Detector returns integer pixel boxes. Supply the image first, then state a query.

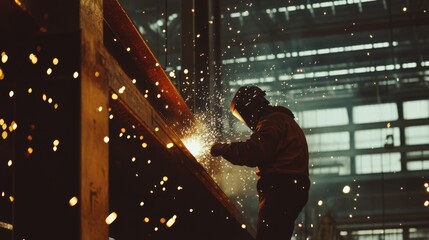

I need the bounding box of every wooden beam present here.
[80,1,109,240]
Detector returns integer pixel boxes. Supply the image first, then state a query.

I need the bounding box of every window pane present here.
[355,128,400,149]
[403,100,429,120]
[355,153,401,174]
[298,108,349,128]
[409,227,429,240]
[350,228,403,240]
[407,160,429,171]
[306,132,349,152]
[310,156,351,175]
[406,150,429,160]
[405,126,429,145]
[353,103,398,124]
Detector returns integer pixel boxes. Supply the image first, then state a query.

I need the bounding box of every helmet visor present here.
[231,107,247,126]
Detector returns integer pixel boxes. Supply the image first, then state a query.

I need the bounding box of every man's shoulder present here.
[264,106,295,119]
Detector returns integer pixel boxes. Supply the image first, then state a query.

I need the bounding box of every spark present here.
[0,68,4,80]
[343,185,351,194]
[29,53,38,64]
[1,52,8,63]
[105,212,118,225]
[166,142,174,148]
[181,116,216,165]
[166,215,177,227]
[69,196,78,206]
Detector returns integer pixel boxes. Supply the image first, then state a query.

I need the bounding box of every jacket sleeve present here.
[220,116,283,167]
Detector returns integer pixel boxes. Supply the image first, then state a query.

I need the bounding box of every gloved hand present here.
[210,143,229,157]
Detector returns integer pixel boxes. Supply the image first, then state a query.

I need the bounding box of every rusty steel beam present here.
[103,0,194,130]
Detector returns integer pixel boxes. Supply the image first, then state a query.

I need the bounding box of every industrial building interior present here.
[0,0,429,239]
[120,0,429,239]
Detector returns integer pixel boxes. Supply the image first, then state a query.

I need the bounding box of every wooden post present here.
[79,1,109,240]
[3,0,109,239]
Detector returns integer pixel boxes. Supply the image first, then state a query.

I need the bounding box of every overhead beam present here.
[104,0,194,130]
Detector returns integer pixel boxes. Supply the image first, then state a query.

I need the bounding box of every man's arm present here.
[211,117,282,167]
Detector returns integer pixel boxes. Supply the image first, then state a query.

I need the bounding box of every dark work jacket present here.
[221,106,309,176]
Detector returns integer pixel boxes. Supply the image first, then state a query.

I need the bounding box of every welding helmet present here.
[230,86,270,131]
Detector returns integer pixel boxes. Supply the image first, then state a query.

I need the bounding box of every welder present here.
[210,86,310,240]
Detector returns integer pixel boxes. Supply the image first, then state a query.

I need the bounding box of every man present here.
[210,86,310,240]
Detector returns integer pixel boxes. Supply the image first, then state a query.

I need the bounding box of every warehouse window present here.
[341,228,403,240]
[405,126,429,145]
[355,153,401,174]
[354,128,400,149]
[310,156,351,175]
[407,160,429,171]
[298,107,348,128]
[306,132,349,152]
[353,103,398,124]
[403,99,429,120]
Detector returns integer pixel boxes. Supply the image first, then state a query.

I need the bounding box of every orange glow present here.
[0,68,4,80]
[14,0,23,7]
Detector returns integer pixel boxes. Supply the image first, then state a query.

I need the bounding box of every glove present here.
[210,143,229,157]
